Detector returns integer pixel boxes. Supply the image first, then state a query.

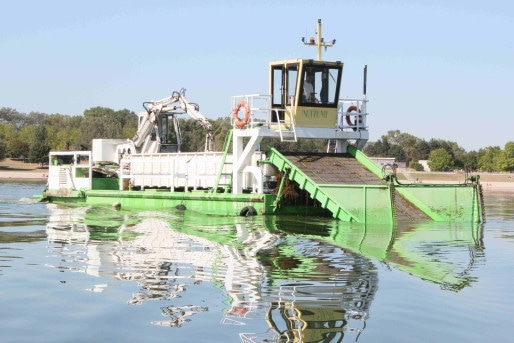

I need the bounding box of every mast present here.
[302,19,336,61]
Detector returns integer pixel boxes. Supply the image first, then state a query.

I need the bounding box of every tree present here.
[497,142,514,172]
[0,107,26,129]
[29,126,51,166]
[462,150,479,171]
[0,121,7,160]
[428,148,454,171]
[448,141,466,169]
[363,136,391,156]
[412,139,430,161]
[396,132,418,164]
[10,141,30,158]
[1,123,30,158]
[44,113,81,150]
[363,130,423,163]
[427,139,462,167]
[76,107,137,149]
[477,146,501,172]
[388,144,406,162]
[409,161,424,171]
[0,138,5,161]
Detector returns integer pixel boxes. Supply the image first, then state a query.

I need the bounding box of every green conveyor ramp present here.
[267,147,483,223]
[267,148,431,224]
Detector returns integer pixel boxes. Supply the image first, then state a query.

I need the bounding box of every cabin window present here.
[75,167,89,178]
[300,66,341,106]
[271,64,299,107]
[286,66,298,105]
[271,67,284,107]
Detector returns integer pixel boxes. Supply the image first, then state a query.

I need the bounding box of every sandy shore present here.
[0,159,48,182]
[472,182,514,193]
[0,170,48,183]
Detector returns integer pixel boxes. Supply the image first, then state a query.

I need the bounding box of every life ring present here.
[345,105,362,130]
[240,206,257,217]
[228,306,248,317]
[233,101,251,128]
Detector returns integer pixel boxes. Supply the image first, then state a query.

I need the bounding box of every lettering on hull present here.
[302,109,328,118]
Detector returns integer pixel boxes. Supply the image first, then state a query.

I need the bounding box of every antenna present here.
[363,65,367,97]
[301,19,336,61]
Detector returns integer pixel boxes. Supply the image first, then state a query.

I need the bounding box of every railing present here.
[231,94,296,142]
[338,99,369,132]
[48,151,93,191]
[231,94,275,127]
[119,152,231,191]
[230,94,368,132]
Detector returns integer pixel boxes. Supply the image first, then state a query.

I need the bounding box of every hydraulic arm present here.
[132,89,214,153]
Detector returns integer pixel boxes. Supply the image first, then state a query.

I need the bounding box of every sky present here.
[1,0,512,152]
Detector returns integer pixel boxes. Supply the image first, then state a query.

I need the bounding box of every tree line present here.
[1,107,513,172]
[0,106,329,165]
[0,107,138,166]
[363,130,514,172]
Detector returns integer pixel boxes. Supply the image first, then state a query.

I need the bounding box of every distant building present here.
[370,157,397,168]
[418,160,431,172]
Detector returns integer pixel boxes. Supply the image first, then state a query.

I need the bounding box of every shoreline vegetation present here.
[1,158,513,192]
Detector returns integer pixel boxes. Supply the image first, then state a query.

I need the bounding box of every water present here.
[0,182,513,343]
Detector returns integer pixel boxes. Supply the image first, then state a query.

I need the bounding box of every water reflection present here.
[45,204,484,342]
[273,218,485,292]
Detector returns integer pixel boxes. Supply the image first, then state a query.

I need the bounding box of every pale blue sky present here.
[1,0,512,151]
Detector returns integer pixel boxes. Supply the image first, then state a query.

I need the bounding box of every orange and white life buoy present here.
[233,101,251,128]
[345,105,362,129]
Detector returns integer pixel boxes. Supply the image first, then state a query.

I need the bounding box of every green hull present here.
[45,189,276,216]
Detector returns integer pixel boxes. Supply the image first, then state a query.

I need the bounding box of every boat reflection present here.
[271,217,485,292]
[45,204,484,341]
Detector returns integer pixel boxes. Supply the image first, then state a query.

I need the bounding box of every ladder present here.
[275,110,297,142]
[213,129,233,193]
[59,167,68,188]
[326,139,337,153]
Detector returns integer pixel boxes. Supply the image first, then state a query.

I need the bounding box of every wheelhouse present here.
[269,59,343,128]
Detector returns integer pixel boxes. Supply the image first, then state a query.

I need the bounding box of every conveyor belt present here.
[269,151,430,223]
[282,153,384,185]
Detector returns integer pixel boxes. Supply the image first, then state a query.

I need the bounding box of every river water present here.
[0,182,513,343]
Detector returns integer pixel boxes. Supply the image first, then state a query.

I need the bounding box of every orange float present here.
[233,101,251,128]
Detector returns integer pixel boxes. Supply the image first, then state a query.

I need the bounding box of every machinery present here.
[41,20,484,224]
[130,88,214,155]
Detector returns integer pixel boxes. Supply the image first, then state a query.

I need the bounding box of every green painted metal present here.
[267,147,394,224]
[347,145,386,178]
[394,184,482,223]
[213,129,233,193]
[268,146,483,223]
[272,167,289,212]
[80,189,275,216]
[92,178,118,190]
[42,141,482,223]
[274,216,482,289]
[347,145,483,223]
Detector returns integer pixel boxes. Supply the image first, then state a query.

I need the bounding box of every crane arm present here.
[132,89,214,151]
[178,96,213,132]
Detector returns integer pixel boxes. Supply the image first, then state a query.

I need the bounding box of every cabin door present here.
[270,64,298,123]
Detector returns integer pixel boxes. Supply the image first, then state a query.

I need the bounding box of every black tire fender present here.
[239,206,257,216]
